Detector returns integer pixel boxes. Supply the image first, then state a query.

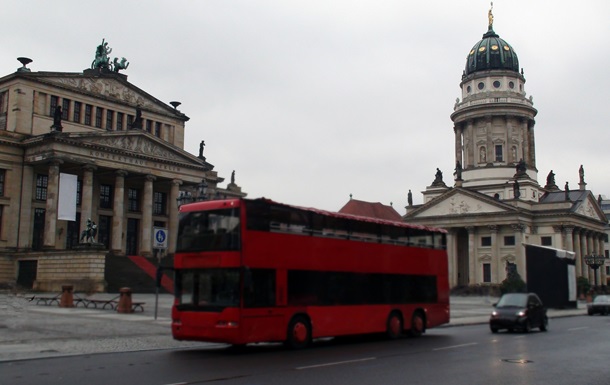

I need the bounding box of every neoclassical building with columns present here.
[0,47,245,290]
[404,11,608,289]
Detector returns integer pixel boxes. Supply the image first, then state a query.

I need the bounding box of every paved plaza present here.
[0,292,586,362]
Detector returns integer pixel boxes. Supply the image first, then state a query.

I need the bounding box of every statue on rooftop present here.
[454,161,463,180]
[50,106,63,132]
[579,165,585,184]
[113,57,129,73]
[92,38,112,70]
[131,107,143,129]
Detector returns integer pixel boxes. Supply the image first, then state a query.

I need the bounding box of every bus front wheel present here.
[408,311,425,337]
[386,311,403,339]
[285,315,311,349]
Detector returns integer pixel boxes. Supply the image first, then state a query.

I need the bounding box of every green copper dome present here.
[465,27,519,76]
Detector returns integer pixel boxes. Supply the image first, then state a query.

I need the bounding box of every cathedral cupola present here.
[464,16,519,77]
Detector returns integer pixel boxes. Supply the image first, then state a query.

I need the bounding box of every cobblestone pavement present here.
[0,292,587,362]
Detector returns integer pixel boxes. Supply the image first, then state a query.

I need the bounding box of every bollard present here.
[117,287,134,313]
[59,285,74,308]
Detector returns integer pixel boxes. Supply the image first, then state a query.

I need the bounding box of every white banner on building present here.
[58,173,78,221]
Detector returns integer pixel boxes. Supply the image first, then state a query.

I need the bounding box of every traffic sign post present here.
[152,227,168,320]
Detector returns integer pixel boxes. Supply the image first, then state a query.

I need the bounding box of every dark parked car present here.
[489,292,548,333]
[587,295,610,316]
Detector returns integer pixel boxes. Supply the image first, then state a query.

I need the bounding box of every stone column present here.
[79,165,96,238]
[18,165,34,249]
[168,179,182,256]
[564,226,574,252]
[111,170,128,255]
[43,160,62,248]
[489,225,500,283]
[597,234,606,285]
[573,229,582,277]
[512,223,526,282]
[445,230,455,288]
[467,226,476,285]
[454,125,463,168]
[581,231,588,278]
[586,233,594,282]
[140,175,156,258]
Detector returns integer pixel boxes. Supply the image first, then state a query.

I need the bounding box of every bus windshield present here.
[177,208,240,252]
[176,268,241,311]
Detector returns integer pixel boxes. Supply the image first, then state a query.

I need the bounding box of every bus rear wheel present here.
[408,311,425,337]
[285,315,311,349]
[386,312,403,339]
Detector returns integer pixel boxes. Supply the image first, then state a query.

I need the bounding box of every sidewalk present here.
[0,293,587,362]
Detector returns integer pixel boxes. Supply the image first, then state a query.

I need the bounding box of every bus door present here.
[240,268,285,343]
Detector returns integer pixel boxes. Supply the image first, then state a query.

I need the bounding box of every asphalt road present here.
[2,315,609,385]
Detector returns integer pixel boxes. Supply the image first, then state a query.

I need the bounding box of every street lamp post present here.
[584,254,606,288]
[176,179,209,208]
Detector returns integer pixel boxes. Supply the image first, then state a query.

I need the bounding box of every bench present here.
[29,295,60,306]
[84,298,119,310]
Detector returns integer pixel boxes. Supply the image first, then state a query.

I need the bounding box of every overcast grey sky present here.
[2,1,609,212]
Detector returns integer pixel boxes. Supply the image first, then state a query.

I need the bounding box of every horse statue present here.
[113,57,129,72]
[80,219,98,243]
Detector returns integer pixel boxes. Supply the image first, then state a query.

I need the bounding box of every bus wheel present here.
[285,315,311,349]
[408,311,425,337]
[386,312,403,339]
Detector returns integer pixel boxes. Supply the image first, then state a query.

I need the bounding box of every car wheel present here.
[490,326,499,333]
[588,310,594,316]
[507,328,514,333]
[540,316,548,332]
[523,320,531,333]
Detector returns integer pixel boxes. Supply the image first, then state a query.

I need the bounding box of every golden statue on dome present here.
[488,2,494,28]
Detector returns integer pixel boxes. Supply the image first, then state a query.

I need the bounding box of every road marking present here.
[433,342,478,351]
[296,357,376,370]
[568,327,589,331]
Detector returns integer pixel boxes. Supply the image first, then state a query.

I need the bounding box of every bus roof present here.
[180,197,447,234]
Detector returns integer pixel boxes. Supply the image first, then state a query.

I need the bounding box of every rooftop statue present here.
[113,57,129,72]
[92,39,112,70]
[91,39,129,73]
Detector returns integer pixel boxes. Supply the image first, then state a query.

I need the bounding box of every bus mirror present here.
[243,267,253,290]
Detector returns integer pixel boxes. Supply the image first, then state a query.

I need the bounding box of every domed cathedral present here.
[404,6,608,290]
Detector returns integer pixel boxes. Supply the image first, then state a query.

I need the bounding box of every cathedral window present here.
[100,184,113,209]
[116,112,124,131]
[481,236,492,247]
[84,104,92,126]
[153,191,166,215]
[62,98,70,120]
[49,95,58,116]
[146,119,152,133]
[0,169,4,196]
[483,263,491,283]
[95,107,103,128]
[35,174,48,201]
[73,101,82,123]
[541,236,552,246]
[155,122,161,137]
[493,80,501,88]
[477,82,485,90]
[504,236,515,246]
[106,110,114,131]
[128,188,140,212]
[495,145,503,162]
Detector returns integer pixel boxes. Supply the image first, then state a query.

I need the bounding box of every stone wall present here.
[0,255,16,286]
[18,248,107,293]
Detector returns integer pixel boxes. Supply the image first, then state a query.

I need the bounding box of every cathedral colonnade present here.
[444,224,607,288]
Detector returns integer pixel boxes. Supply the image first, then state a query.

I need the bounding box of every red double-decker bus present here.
[172,197,449,348]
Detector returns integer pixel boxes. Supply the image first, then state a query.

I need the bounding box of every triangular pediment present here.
[35,73,180,117]
[410,189,513,218]
[57,131,202,166]
[574,193,607,222]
